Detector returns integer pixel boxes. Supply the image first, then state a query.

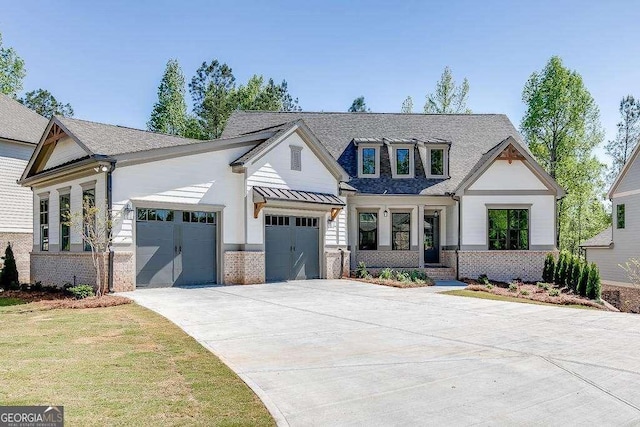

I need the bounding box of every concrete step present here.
[423,267,456,280]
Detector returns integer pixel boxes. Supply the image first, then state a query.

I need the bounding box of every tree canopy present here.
[521,56,609,253]
[19,89,74,118]
[348,96,370,112]
[147,59,188,136]
[424,66,471,114]
[605,95,640,183]
[401,96,413,113]
[0,32,25,98]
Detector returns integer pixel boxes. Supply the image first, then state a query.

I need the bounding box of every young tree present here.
[0,243,19,289]
[587,263,601,300]
[542,253,555,283]
[65,198,119,296]
[348,96,370,112]
[521,56,608,253]
[401,96,413,113]
[0,32,26,98]
[189,60,236,139]
[577,263,589,297]
[621,258,640,287]
[148,59,188,136]
[424,66,471,114]
[605,95,640,183]
[19,89,73,118]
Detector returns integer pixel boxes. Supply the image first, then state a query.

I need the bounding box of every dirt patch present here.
[351,277,435,288]
[463,279,609,310]
[0,289,67,302]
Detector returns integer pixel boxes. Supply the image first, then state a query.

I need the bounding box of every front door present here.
[424,214,440,264]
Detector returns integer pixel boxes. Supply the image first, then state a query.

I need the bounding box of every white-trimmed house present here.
[582,141,640,289]
[20,111,563,291]
[0,94,48,281]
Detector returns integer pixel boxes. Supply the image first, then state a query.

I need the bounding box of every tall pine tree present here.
[148,59,188,136]
[605,95,640,183]
[424,66,471,114]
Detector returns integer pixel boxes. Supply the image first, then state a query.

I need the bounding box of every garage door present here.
[136,208,216,288]
[265,215,319,281]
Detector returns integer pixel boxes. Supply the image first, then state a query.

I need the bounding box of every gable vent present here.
[290,146,302,171]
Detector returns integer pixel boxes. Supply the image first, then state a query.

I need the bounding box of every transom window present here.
[39,198,49,251]
[137,208,175,222]
[59,194,70,252]
[358,213,378,250]
[183,211,216,224]
[295,217,318,228]
[361,147,377,175]
[396,148,410,175]
[617,204,625,229]
[392,212,411,250]
[265,215,290,226]
[488,209,529,250]
[430,148,444,176]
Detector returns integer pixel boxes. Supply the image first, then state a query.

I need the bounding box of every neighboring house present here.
[582,142,640,287]
[0,94,48,282]
[20,112,563,291]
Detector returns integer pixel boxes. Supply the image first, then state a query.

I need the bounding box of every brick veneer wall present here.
[441,250,457,276]
[602,283,640,313]
[325,250,350,279]
[355,250,420,268]
[0,232,32,283]
[31,252,108,288]
[112,252,134,292]
[458,250,552,283]
[224,251,265,285]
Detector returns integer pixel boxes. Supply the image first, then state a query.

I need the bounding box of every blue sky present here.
[2,1,639,164]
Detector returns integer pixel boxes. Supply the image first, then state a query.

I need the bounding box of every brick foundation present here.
[0,232,32,283]
[458,250,553,283]
[602,283,640,313]
[112,252,134,292]
[355,250,420,268]
[325,249,350,279]
[224,251,265,285]
[441,250,457,277]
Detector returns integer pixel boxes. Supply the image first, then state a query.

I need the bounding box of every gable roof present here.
[580,227,613,248]
[608,141,640,199]
[0,94,48,144]
[222,111,540,195]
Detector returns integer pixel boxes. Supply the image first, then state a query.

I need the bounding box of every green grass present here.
[0,297,25,307]
[0,303,274,426]
[440,289,596,310]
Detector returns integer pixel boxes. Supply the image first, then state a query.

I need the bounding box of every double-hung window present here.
[39,198,49,251]
[358,212,378,250]
[392,212,411,250]
[488,209,529,250]
[82,188,95,252]
[59,194,70,251]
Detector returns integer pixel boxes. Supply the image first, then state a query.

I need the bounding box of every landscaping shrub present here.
[409,270,428,282]
[395,271,411,282]
[577,263,589,297]
[520,290,530,296]
[379,268,393,280]
[486,283,494,290]
[0,243,19,291]
[554,251,566,285]
[478,274,490,285]
[542,253,556,283]
[549,288,560,297]
[66,285,95,300]
[568,256,581,292]
[508,283,518,292]
[587,263,601,300]
[355,262,368,279]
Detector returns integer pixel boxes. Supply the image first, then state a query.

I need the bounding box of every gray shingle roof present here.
[57,116,204,156]
[580,227,613,248]
[0,94,48,144]
[222,111,527,195]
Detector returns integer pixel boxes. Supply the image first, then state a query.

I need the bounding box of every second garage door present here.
[265,215,320,282]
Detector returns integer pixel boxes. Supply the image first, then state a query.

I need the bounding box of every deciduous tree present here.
[189,60,236,139]
[401,96,413,113]
[0,32,25,98]
[348,96,369,112]
[424,66,471,114]
[148,59,187,136]
[20,89,73,118]
[605,95,640,183]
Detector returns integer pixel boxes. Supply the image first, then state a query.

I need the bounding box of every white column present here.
[418,205,425,266]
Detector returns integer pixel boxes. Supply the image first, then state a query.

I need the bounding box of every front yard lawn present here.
[0,303,274,426]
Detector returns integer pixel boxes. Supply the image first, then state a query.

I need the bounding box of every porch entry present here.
[424,213,440,264]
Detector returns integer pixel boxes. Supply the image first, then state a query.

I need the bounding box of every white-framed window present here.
[391,145,414,178]
[358,145,380,178]
[39,198,49,251]
[427,147,448,177]
[290,146,302,171]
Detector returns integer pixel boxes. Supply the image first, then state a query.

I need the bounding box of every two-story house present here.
[0,94,48,282]
[20,111,563,290]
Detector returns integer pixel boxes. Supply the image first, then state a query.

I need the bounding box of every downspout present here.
[447,192,461,280]
[107,163,114,293]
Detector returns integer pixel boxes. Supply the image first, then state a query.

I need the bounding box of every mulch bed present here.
[0,289,131,311]
[350,277,435,288]
[463,279,610,310]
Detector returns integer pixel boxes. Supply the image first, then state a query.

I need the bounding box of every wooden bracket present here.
[44,123,66,146]
[330,207,342,221]
[254,202,266,219]
[498,144,525,164]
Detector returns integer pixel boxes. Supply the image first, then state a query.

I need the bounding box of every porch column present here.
[418,205,425,267]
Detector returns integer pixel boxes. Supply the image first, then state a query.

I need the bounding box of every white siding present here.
[461,195,556,247]
[0,140,36,232]
[32,173,106,248]
[615,151,640,194]
[111,145,249,248]
[43,137,87,170]
[469,160,548,191]
[245,130,342,245]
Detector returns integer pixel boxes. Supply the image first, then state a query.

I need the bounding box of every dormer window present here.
[391,145,414,178]
[424,146,448,178]
[357,145,380,178]
[396,148,410,175]
[430,148,444,176]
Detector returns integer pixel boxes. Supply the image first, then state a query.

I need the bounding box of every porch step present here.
[422,267,456,280]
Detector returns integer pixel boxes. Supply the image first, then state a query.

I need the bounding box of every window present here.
[361,147,377,175]
[392,212,411,250]
[295,217,318,227]
[617,204,625,229]
[59,194,70,251]
[358,213,377,250]
[82,188,95,252]
[291,146,302,171]
[265,215,289,226]
[430,148,444,176]
[137,208,175,222]
[488,209,529,250]
[39,198,49,251]
[182,211,215,224]
[396,148,410,175]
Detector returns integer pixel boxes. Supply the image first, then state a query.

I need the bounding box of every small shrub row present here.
[355,262,431,285]
[543,252,601,300]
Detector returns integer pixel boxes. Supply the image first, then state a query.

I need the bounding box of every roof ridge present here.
[57,116,202,142]
[234,111,507,117]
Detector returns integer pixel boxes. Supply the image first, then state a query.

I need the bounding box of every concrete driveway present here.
[126,279,640,426]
